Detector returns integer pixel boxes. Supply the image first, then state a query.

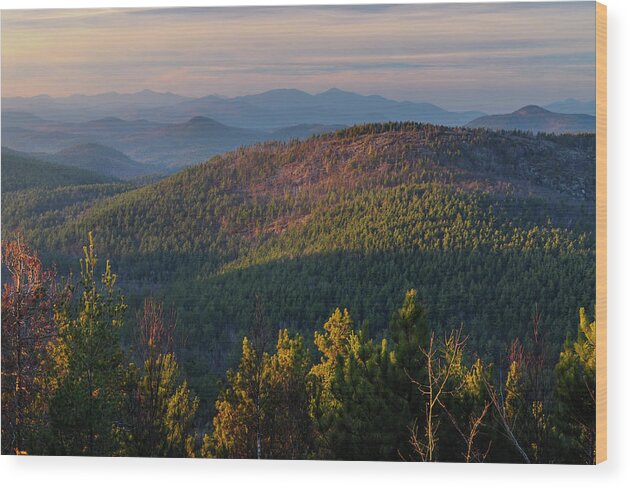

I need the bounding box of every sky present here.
[1,2,596,112]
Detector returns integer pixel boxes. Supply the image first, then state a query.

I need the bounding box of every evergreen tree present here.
[554,308,596,464]
[120,299,199,457]
[212,329,313,459]
[47,233,126,456]
[390,289,429,381]
[212,336,262,458]
[437,357,493,462]
[265,330,314,459]
[388,289,429,458]
[309,308,354,455]
[310,308,405,460]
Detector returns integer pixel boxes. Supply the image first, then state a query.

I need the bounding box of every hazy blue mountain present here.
[1,88,490,169]
[544,98,596,116]
[1,112,348,169]
[129,88,485,128]
[115,116,266,168]
[1,117,167,154]
[1,110,52,127]
[1,125,86,153]
[3,88,485,128]
[237,88,317,108]
[466,105,595,134]
[1,89,193,122]
[46,143,153,180]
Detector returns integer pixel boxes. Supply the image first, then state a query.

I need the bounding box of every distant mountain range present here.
[1,89,596,176]
[128,88,486,128]
[466,105,595,134]
[3,88,484,128]
[1,112,346,169]
[1,90,191,122]
[544,98,596,116]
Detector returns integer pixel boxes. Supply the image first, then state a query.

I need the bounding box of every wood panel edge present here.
[595,0,607,465]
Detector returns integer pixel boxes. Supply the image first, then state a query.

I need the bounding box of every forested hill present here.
[1,122,596,393]
[1,146,115,192]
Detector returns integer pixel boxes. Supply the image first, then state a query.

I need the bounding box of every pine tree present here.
[311,308,353,393]
[388,289,429,458]
[265,330,314,459]
[120,299,199,457]
[212,329,313,459]
[212,336,262,458]
[554,308,596,464]
[437,357,493,462]
[310,308,405,460]
[47,233,126,456]
[390,289,429,384]
[309,308,354,455]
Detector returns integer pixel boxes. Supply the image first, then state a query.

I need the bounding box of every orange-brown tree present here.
[1,237,58,455]
[120,298,198,457]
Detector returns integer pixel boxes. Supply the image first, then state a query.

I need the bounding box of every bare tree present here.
[439,399,492,463]
[497,304,549,463]
[409,327,467,462]
[136,298,176,361]
[126,298,178,456]
[249,293,272,460]
[482,375,531,464]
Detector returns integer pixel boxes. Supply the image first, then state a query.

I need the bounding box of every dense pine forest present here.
[1,122,596,462]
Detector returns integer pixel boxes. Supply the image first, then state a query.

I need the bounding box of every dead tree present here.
[410,327,467,462]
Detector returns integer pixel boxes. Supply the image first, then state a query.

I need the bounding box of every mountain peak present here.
[513,105,551,116]
[320,87,345,94]
[317,88,357,97]
[467,105,594,133]
[187,115,220,124]
[90,116,125,124]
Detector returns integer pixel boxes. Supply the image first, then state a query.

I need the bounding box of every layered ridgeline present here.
[1,123,595,394]
[1,146,116,192]
[466,105,595,134]
[1,147,136,236]
[45,143,151,180]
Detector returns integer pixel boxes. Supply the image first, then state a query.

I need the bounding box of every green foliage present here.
[554,308,596,464]
[310,306,416,460]
[47,233,127,455]
[211,337,261,458]
[311,308,354,390]
[265,330,314,459]
[1,148,114,193]
[120,353,199,457]
[211,330,313,459]
[1,121,598,462]
[2,125,595,388]
[2,183,133,244]
[435,357,493,462]
[389,289,428,399]
[0,237,598,463]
